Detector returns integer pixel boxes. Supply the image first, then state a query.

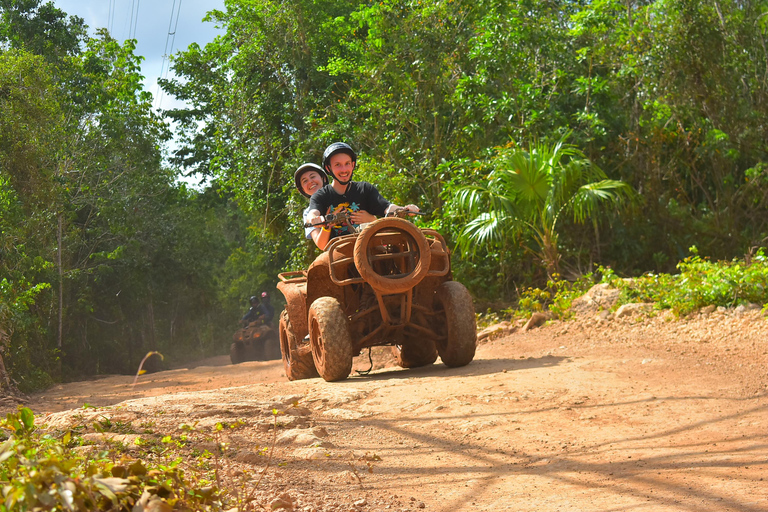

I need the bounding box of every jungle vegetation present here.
[1,0,766,389]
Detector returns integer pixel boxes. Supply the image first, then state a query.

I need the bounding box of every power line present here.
[108,0,115,34]
[131,0,141,40]
[128,0,135,39]
[154,0,184,110]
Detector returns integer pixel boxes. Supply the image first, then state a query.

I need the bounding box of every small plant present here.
[0,407,226,511]
[515,272,597,319]
[607,247,768,316]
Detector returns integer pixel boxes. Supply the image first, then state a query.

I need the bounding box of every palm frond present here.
[569,179,633,223]
[456,212,505,254]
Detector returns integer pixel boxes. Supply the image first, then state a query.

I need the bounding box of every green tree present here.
[455,134,633,278]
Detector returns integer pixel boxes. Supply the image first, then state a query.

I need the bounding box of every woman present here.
[294,163,330,244]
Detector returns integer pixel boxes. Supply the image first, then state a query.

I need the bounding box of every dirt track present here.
[27,307,768,512]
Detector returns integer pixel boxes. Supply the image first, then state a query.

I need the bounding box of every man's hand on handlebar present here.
[386,204,425,218]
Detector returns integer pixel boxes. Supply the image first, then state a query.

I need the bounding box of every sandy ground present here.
[23,306,768,512]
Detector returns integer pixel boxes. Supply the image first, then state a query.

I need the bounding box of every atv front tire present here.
[230,342,247,365]
[279,310,318,381]
[435,281,477,367]
[308,297,354,382]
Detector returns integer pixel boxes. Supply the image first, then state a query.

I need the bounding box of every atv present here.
[230,321,281,364]
[276,210,476,381]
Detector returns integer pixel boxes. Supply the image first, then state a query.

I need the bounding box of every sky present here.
[51,0,226,185]
[52,0,225,112]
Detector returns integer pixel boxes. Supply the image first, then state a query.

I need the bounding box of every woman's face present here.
[300,171,324,196]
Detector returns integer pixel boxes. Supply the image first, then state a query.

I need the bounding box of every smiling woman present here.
[293,163,330,245]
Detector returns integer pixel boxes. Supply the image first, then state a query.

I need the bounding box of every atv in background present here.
[230,322,281,364]
[277,210,476,381]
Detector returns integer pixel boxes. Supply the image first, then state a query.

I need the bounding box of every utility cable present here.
[154,0,184,110]
[128,0,136,40]
[131,0,141,40]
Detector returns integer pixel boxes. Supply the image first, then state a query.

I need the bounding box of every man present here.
[240,296,261,326]
[306,142,419,250]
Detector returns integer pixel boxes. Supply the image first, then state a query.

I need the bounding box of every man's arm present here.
[385,204,420,215]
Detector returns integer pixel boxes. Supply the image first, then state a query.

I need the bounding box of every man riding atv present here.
[231,292,279,364]
[240,292,274,327]
[278,154,477,381]
[306,142,420,250]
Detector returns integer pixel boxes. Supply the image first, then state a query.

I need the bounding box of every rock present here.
[570,284,621,315]
[256,414,309,431]
[285,406,312,417]
[735,303,761,315]
[595,310,611,322]
[614,303,653,319]
[277,428,334,447]
[81,433,143,452]
[269,395,305,408]
[522,312,551,331]
[269,498,293,510]
[233,450,264,464]
[292,446,332,459]
[270,494,294,511]
[477,321,516,342]
[323,408,365,420]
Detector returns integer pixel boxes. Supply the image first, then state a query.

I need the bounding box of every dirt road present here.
[29,307,768,512]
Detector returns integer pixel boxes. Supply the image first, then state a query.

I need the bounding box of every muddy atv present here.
[230,322,281,364]
[276,211,476,382]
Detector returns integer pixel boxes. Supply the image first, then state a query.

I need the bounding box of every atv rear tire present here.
[391,338,438,368]
[435,281,477,367]
[308,297,354,382]
[279,310,318,381]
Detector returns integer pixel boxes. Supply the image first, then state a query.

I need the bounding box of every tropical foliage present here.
[454,134,633,278]
[0,0,767,388]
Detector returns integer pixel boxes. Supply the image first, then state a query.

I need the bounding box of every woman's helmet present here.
[322,142,357,185]
[294,163,329,198]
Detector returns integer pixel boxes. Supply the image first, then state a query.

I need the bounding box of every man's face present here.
[328,153,355,182]
[300,171,324,196]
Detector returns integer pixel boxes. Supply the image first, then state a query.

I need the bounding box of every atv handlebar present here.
[303,210,354,228]
[304,208,426,228]
[385,207,427,218]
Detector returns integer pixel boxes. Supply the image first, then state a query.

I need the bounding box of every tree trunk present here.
[0,325,24,401]
[541,231,561,279]
[0,325,12,391]
[57,213,63,377]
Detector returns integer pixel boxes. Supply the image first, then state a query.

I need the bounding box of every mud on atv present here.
[276,210,477,382]
[230,322,281,364]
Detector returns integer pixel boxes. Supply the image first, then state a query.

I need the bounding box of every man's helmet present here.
[249,296,259,304]
[322,142,357,185]
[294,163,329,198]
[261,291,270,300]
